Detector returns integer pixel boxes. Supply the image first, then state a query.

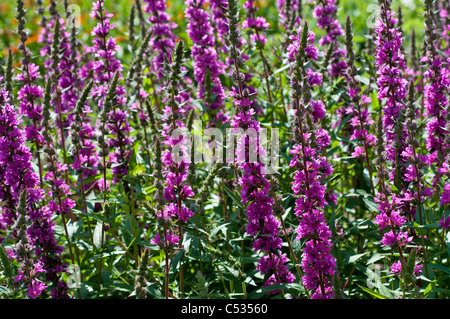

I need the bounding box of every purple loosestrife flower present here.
[185,0,227,127]
[437,1,450,58]
[152,41,195,252]
[15,0,45,187]
[277,0,302,31]
[11,192,47,299]
[222,0,261,116]
[70,87,100,194]
[441,183,450,206]
[242,1,277,107]
[373,5,431,270]
[142,0,178,79]
[209,0,229,48]
[90,0,134,184]
[287,27,324,108]
[0,77,69,298]
[374,1,408,168]
[288,23,337,299]
[399,85,434,226]
[242,1,270,48]
[373,96,424,290]
[0,80,40,231]
[373,185,414,258]
[343,16,377,194]
[16,69,44,147]
[422,0,450,190]
[209,0,235,81]
[227,0,295,292]
[310,0,348,79]
[39,17,81,148]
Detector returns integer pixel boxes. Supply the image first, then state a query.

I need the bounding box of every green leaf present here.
[128,141,140,174]
[255,282,305,295]
[171,249,184,275]
[447,232,450,259]
[209,223,230,239]
[348,252,369,264]
[93,222,104,250]
[146,284,164,298]
[0,244,14,284]
[0,285,10,296]
[428,263,450,275]
[362,197,379,213]
[271,63,290,77]
[423,280,436,298]
[222,185,243,209]
[358,285,391,299]
[414,222,427,238]
[366,254,385,265]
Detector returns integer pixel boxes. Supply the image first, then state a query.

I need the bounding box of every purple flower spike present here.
[288,23,337,299]
[90,0,134,184]
[185,0,227,126]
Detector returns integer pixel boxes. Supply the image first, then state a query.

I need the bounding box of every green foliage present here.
[0,0,448,301]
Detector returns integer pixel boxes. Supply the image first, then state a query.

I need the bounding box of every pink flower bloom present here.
[28,280,46,299]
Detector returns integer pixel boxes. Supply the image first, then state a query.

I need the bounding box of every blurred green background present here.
[0,0,426,59]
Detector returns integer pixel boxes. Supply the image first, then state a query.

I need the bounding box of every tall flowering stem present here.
[311,0,348,79]
[41,78,77,262]
[39,16,78,187]
[15,0,45,188]
[340,17,378,290]
[142,0,177,80]
[277,0,302,33]
[0,77,70,299]
[439,1,450,58]
[225,0,260,117]
[373,112,423,296]
[242,0,274,114]
[126,30,155,169]
[185,0,226,127]
[0,79,40,233]
[344,16,376,195]
[151,41,195,299]
[372,1,426,296]
[288,22,337,299]
[209,0,229,50]
[90,0,134,186]
[422,0,450,191]
[374,0,408,189]
[70,81,96,247]
[226,0,295,297]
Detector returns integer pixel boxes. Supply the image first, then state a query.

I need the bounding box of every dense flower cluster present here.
[372,1,425,284]
[277,0,302,30]
[311,0,348,78]
[242,1,270,48]
[142,0,178,79]
[0,76,69,299]
[0,81,40,230]
[185,0,227,126]
[151,41,195,251]
[374,1,408,165]
[422,0,450,191]
[343,16,376,181]
[288,24,337,299]
[227,0,295,291]
[209,0,229,50]
[90,0,134,184]
[15,0,45,190]
[39,17,79,135]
